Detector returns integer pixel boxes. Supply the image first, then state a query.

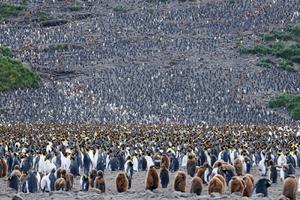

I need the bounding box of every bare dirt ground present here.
[0,167,299,200]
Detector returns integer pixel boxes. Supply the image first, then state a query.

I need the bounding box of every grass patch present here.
[36,11,48,22]
[278,59,296,72]
[240,24,300,72]
[258,58,274,68]
[261,25,300,42]
[0,47,41,92]
[69,6,82,12]
[113,5,127,13]
[146,0,168,2]
[0,47,13,58]
[269,93,300,120]
[0,3,25,21]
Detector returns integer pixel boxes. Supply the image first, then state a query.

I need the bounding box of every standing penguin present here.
[108,155,119,171]
[125,160,134,189]
[20,154,32,174]
[145,153,154,169]
[53,151,62,169]
[117,152,126,171]
[83,149,92,176]
[268,160,277,183]
[132,153,139,172]
[80,175,89,191]
[244,156,252,173]
[159,163,169,188]
[170,154,179,172]
[40,168,56,192]
[139,155,147,171]
[25,171,39,193]
[94,170,105,193]
[6,152,14,174]
[48,168,56,191]
[69,155,80,177]
[96,153,106,172]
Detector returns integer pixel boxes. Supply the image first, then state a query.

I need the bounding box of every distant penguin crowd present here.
[0,123,299,199]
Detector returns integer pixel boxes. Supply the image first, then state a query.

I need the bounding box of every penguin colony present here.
[0,124,299,199]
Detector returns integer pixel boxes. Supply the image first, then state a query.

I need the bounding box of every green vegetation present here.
[0,47,13,58]
[256,57,295,71]
[260,25,300,42]
[278,59,295,72]
[36,11,48,21]
[258,58,274,68]
[240,24,300,72]
[269,93,300,120]
[69,6,82,12]
[0,3,25,21]
[0,47,41,92]
[146,0,168,3]
[113,5,127,13]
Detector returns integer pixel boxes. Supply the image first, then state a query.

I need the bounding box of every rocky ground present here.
[0,167,299,200]
[0,0,300,124]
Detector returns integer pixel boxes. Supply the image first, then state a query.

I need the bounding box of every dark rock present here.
[12,195,24,200]
[40,19,69,27]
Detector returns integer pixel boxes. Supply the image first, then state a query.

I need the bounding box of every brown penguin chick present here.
[68,172,74,190]
[39,172,45,180]
[208,175,225,195]
[229,176,245,194]
[186,155,197,177]
[145,165,159,191]
[283,175,298,200]
[61,169,72,191]
[19,172,27,192]
[0,158,8,177]
[56,167,64,178]
[94,170,105,193]
[214,174,226,188]
[55,177,67,191]
[115,172,129,192]
[160,154,170,170]
[190,176,203,196]
[174,171,187,192]
[196,166,206,180]
[11,165,21,178]
[233,158,243,176]
[244,173,254,184]
[222,163,236,174]
[212,159,225,169]
[89,169,97,188]
[243,174,254,197]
